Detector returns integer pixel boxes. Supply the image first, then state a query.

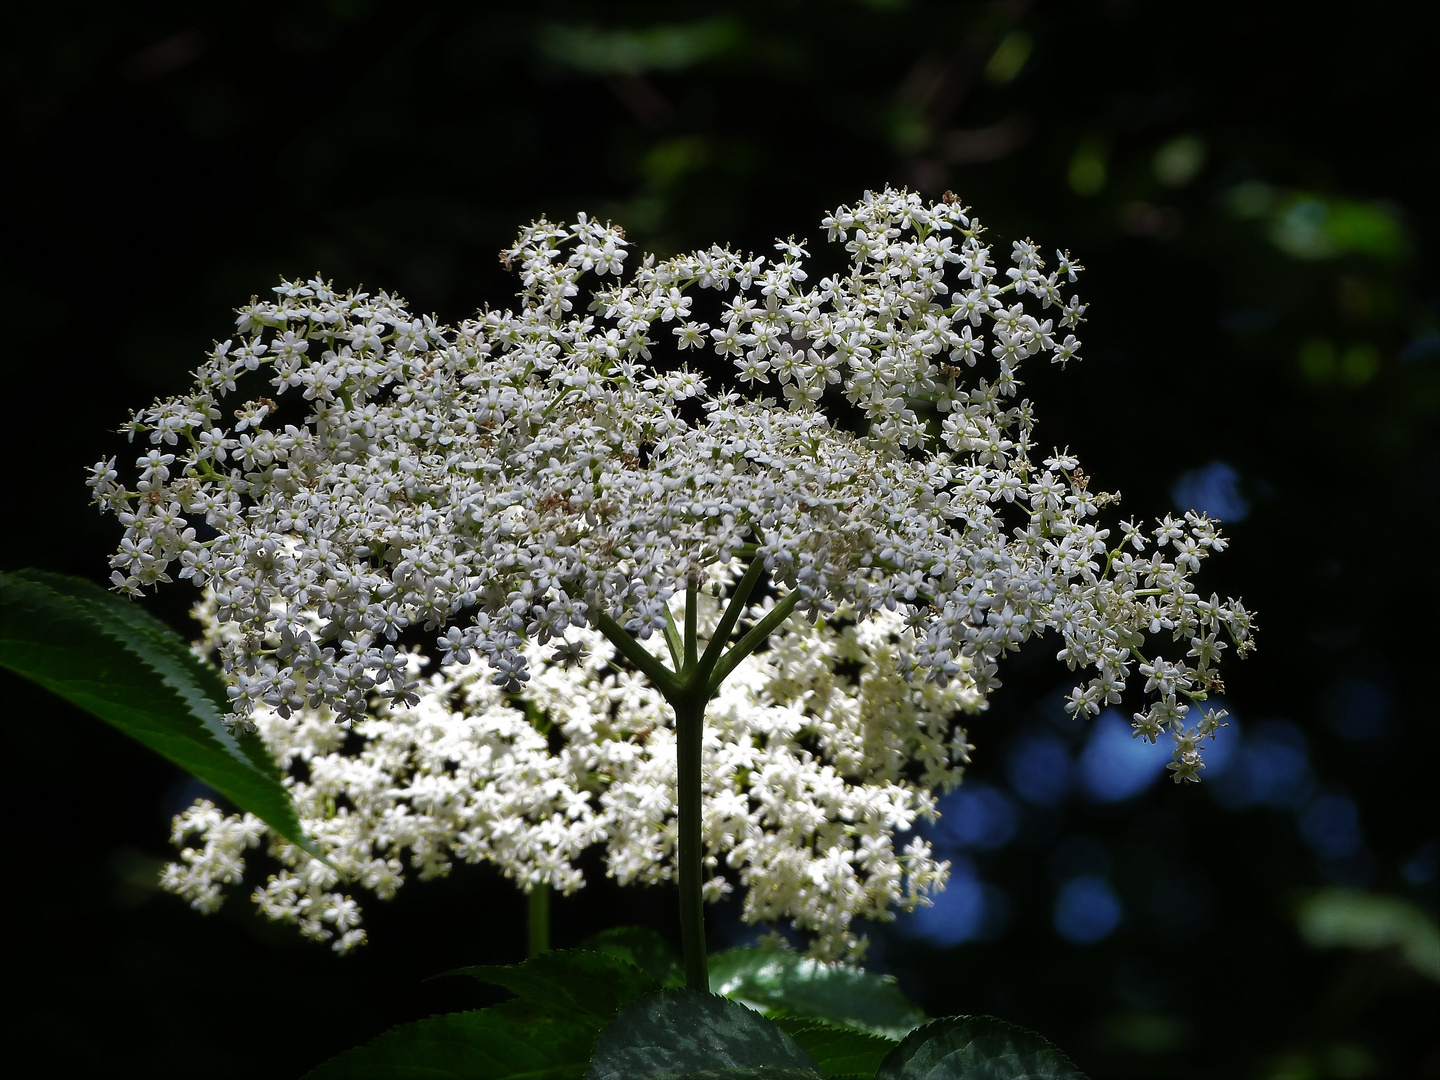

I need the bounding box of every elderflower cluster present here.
[95,186,1255,951]
[163,570,976,958]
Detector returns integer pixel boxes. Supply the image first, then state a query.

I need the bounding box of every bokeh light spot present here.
[1006,732,1074,806]
[901,859,1009,946]
[1298,794,1363,860]
[1323,677,1394,741]
[929,781,1019,852]
[1078,708,1170,802]
[1054,875,1123,944]
[1171,461,1249,522]
[1153,134,1206,187]
[1402,841,1437,886]
[984,31,1033,85]
[1211,720,1313,809]
[1068,136,1107,196]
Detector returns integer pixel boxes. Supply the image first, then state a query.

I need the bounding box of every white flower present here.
[97,187,1254,952]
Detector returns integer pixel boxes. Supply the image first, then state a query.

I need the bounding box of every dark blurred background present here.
[4,2,1437,1077]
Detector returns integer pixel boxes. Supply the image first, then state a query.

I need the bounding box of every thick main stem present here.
[594,557,790,993]
[674,689,708,992]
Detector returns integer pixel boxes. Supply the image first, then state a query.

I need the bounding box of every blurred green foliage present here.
[1297,889,1440,983]
[537,16,747,74]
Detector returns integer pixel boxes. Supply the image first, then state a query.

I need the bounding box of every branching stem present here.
[592,555,796,991]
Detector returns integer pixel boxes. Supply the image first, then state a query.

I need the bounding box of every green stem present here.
[684,578,698,671]
[696,557,767,675]
[708,589,804,696]
[662,600,685,670]
[527,883,551,958]
[594,609,681,697]
[672,688,708,992]
[590,558,801,994]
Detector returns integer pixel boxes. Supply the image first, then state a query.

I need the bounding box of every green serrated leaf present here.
[583,925,686,988]
[708,948,925,1041]
[0,570,321,860]
[447,948,662,1027]
[874,1016,1087,1080]
[302,1009,595,1079]
[667,1070,830,1079]
[769,1017,897,1079]
[586,989,824,1080]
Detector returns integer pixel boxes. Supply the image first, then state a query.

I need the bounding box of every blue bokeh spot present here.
[1006,732,1073,807]
[1195,710,1240,778]
[929,782,1020,852]
[1323,677,1394,741]
[1403,841,1438,886]
[901,859,1009,946]
[1054,874,1123,944]
[1077,708,1170,802]
[1298,794,1363,859]
[1171,461,1249,522]
[1211,719,1312,809]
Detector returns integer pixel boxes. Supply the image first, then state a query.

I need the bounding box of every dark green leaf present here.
[874,1016,1087,1080]
[302,1009,595,1079]
[0,570,320,859]
[448,948,662,1027]
[583,925,686,988]
[586,989,823,1080]
[665,1071,829,1079]
[770,1017,897,1079]
[708,948,925,1040]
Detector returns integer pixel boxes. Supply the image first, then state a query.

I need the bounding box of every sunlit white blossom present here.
[167,582,974,959]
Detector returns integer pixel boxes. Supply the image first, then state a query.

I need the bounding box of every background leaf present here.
[302,1008,595,1080]
[447,948,662,1027]
[709,948,925,1040]
[770,1017,898,1079]
[1296,888,1440,982]
[771,1025,892,1080]
[583,925,687,988]
[663,1071,829,1079]
[0,570,320,859]
[874,1016,1086,1080]
[586,989,823,1080]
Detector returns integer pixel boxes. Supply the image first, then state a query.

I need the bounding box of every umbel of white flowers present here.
[91,186,1254,968]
